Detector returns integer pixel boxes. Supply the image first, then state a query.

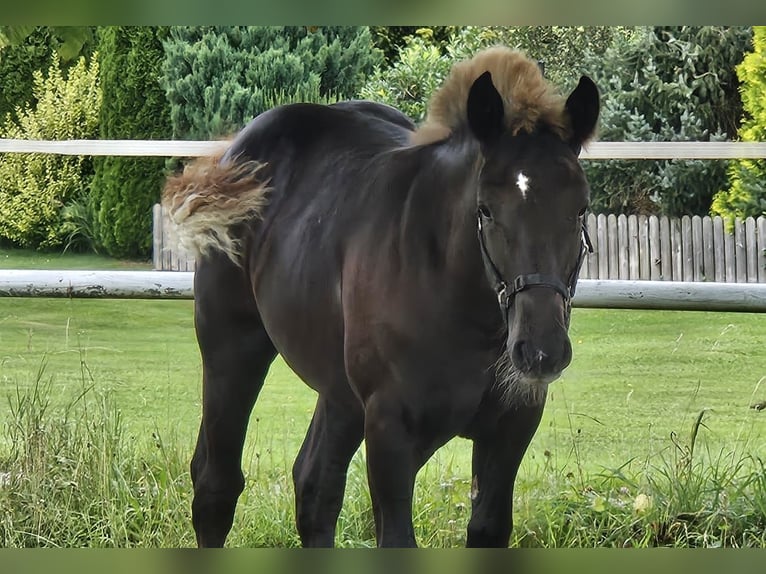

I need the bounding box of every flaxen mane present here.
[413,47,570,145]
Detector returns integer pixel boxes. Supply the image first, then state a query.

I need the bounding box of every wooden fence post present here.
[618,214,629,280]
[702,216,714,281]
[691,215,703,282]
[758,217,766,283]
[660,216,671,280]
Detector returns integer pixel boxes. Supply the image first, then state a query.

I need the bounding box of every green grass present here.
[0,247,151,270]
[0,249,764,547]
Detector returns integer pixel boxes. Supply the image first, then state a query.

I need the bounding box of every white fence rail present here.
[2,139,766,159]
[2,270,766,313]
[0,138,229,157]
[0,270,194,299]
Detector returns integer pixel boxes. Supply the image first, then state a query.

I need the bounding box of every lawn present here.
[0,250,764,547]
[0,247,152,270]
[1,299,762,471]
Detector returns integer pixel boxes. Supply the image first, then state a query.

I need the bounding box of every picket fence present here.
[152,205,766,283]
[3,136,764,282]
[581,213,765,283]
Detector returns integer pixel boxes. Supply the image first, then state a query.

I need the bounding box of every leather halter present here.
[477,214,593,317]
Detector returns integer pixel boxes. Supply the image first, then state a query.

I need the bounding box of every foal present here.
[164,47,599,547]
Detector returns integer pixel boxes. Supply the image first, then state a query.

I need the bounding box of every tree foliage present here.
[0,28,58,123]
[582,26,752,216]
[89,26,173,259]
[0,54,100,249]
[359,29,453,123]
[162,26,382,140]
[0,26,96,123]
[451,26,626,90]
[369,26,454,64]
[0,26,95,63]
[712,26,766,221]
[360,26,625,124]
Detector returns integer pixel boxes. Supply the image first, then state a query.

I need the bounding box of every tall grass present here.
[1,358,763,548]
[509,410,766,548]
[0,359,193,547]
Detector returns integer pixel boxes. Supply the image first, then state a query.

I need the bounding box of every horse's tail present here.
[161,151,270,265]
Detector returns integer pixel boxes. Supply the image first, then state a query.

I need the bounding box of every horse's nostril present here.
[511,340,530,370]
[511,341,560,374]
[512,340,546,370]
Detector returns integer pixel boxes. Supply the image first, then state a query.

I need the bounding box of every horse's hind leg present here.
[190,254,277,548]
[292,393,364,547]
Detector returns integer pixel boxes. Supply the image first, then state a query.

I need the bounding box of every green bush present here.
[162,26,382,140]
[89,26,172,259]
[369,26,454,64]
[582,27,752,216]
[450,26,625,90]
[712,26,766,221]
[0,28,56,124]
[359,29,452,123]
[360,26,625,123]
[0,27,97,124]
[0,53,100,250]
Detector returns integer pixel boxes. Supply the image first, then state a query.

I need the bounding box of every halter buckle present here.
[496,281,508,308]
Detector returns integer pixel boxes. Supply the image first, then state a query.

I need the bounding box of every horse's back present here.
[330,100,416,133]
[223,100,414,168]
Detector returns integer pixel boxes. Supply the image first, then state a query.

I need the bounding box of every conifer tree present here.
[162,26,382,139]
[89,26,172,258]
[0,28,57,122]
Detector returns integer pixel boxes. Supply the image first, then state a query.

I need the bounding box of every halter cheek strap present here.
[477,214,592,316]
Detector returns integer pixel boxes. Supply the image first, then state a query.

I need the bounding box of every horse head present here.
[460,52,599,401]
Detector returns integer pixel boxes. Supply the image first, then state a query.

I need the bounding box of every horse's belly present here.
[252,245,350,394]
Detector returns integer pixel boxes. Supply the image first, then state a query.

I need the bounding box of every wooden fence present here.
[2,137,765,281]
[581,213,766,283]
[153,205,766,283]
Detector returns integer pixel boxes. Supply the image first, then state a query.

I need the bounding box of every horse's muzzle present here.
[506,290,573,382]
[509,337,572,383]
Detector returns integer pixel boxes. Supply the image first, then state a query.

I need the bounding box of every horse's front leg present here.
[466,402,545,547]
[363,393,445,547]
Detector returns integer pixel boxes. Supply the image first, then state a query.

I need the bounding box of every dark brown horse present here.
[163,47,599,548]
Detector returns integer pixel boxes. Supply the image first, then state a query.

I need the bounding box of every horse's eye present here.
[578,206,588,218]
[478,204,493,220]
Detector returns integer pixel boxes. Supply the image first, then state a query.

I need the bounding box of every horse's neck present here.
[400,140,502,335]
[404,139,491,291]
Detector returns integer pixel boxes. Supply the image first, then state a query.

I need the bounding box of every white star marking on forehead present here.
[516,171,530,199]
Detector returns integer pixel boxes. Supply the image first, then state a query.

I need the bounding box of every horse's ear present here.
[467,71,505,144]
[566,75,600,146]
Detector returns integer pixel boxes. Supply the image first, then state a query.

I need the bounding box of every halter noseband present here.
[476,214,593,316]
